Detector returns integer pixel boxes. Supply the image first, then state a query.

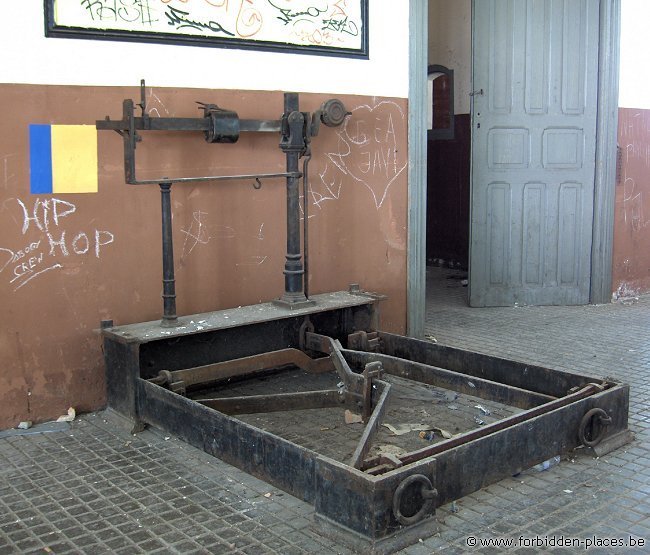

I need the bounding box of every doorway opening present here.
[422,0,618,316]
[426,1,472,309]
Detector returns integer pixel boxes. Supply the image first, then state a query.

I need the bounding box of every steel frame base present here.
[102,291,633,552]
[313,513,439,555]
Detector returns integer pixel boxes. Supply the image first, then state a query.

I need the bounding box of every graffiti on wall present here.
[48,0,368,56]
[618,110,650,233]
[0,197,114,292]
[304,100,407,214]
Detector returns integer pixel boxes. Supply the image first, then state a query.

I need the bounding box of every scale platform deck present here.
[194,370,524,463]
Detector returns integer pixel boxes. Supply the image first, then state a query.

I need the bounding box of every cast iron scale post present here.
[159,180,177,327]
[275,92,312,308]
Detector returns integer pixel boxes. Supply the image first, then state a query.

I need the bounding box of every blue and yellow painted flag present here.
[29,124,98,194]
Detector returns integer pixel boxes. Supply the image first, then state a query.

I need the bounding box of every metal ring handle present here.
[578,408,612,447]
[392,474,437,526]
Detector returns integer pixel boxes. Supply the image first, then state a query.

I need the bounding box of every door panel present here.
[470,0,599,306]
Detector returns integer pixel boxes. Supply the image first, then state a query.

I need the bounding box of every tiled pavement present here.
[1,267,649,554]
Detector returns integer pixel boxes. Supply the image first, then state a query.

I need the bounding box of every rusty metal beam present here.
[378,332,597,397]
[363,383,605,471]
[341,349,555,409]
[152,348,333,389]
[348,380,392,469]
[306,332,364,391]
[197,389,344,415]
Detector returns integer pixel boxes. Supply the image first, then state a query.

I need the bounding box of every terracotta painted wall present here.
[0,1,410,430]
[612,1,650,298]
[612,108,650,297]
[0,84,408,429]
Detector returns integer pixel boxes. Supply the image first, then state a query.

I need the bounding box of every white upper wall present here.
[428,0,471,115]
[619,0,650,109]
[1,1,409,98]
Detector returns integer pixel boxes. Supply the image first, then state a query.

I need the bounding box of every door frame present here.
[407,0,620,336]
[407,0,429,337]
[590,0,621,304]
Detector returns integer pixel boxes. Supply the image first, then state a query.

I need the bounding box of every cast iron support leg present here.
[276,93,314,308]
[283,149,305,300]
[160,181,178,327]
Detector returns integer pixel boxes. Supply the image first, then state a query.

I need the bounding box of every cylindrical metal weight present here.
[204,107,240,143]
[319,99,350,127]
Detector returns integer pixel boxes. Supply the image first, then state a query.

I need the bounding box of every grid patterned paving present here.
[422,267,650,553]
[0,415,351,555]
[0,267,648,554]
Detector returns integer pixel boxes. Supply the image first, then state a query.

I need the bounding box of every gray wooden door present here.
[469,0,600,306]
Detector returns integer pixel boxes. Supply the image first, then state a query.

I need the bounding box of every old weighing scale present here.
[97,82,633,553]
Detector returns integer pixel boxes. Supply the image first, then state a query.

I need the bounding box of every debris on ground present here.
[475,404,491,416]
[383,423,432,436]
[344,410,363,424]
[419,427,455,441]
[376,444,406,457]
[17,421,32,430]
[435,427,454,439]
[612,283,640,305]
[533,455,561,471]
[56,407,76,422]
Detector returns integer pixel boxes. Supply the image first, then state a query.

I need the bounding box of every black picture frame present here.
[44,0,369,59]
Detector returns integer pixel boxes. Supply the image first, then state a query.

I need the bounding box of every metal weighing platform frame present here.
[102,289,632,553]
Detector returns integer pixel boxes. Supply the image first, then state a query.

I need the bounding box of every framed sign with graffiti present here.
[45,0,369,58]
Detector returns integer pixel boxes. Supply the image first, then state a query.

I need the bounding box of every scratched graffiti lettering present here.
[2,154,16,191]
[179,210,211,266]
[311,101,407,210]
[618,111,650,232]
[0,197,115,292]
